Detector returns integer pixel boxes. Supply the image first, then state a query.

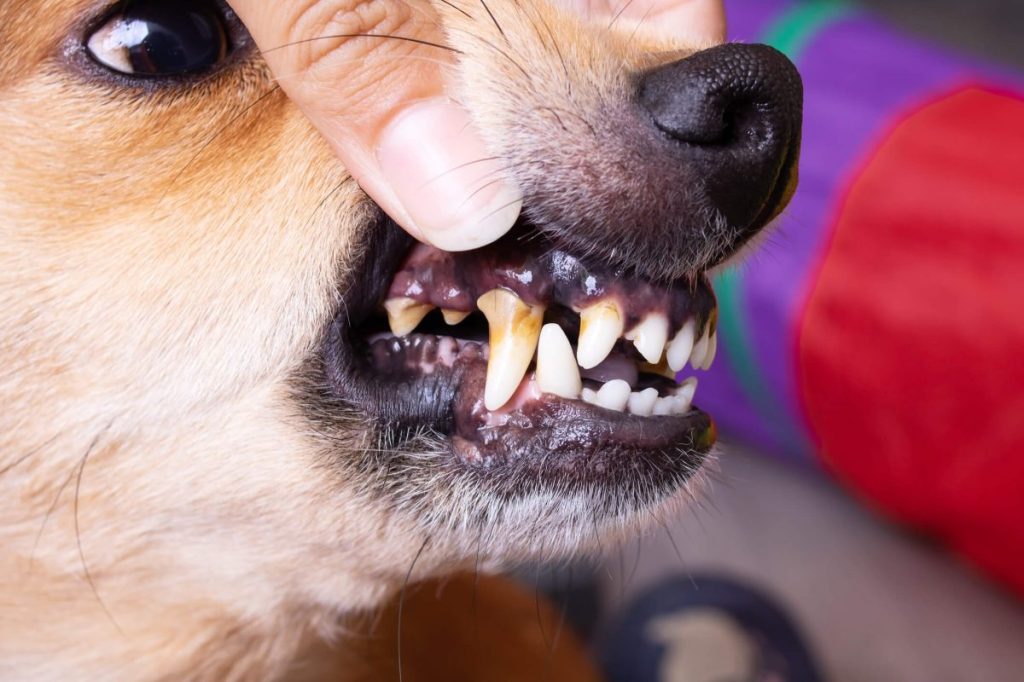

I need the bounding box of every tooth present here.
[477,289,545,411]
[625,314,669,364]
[536,324,582,399]
[675,378,698,412]
[442,309,469,325]
[594,379,631,412]
[666,318,696,372]
[690,326,711,370]
[638,359,677,380]
[652,397,674,416]
[627,387,659,417]
[576,300,624,369]
[384,297,433,337]
[581,387,598,405]
[701,331,718,370]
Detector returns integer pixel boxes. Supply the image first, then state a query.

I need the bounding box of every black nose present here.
[638,43,803,232]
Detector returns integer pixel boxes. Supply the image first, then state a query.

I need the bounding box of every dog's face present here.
[0,0,800,677]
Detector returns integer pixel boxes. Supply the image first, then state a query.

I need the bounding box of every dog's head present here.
[0,0,800,676]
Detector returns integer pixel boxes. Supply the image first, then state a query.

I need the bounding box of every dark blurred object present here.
[859,0,1024,68]
[600,574,823,682]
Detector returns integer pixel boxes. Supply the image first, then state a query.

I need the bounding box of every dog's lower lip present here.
[319,214,717,481]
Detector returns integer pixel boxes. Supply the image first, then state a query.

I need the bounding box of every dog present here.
[0,0,801,678]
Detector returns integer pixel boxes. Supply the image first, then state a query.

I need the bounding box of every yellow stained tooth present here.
[442,309,470,325]
[384,297,433,337]
[638,359,677,380]
[477,289,545,411]
[576,299,624,369]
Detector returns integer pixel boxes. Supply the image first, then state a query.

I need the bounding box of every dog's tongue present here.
[382,236,718,412]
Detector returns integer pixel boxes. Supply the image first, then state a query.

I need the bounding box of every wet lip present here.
[321,217,717,483]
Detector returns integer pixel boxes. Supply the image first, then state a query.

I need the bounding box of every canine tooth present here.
[384,297,433,337]
[627,387,659,417]
[595,379,631,412]
[536,324,582,399]
[442,308,470,325]
[690,326,711,370]
[666,318,696,372]
[576,300,624,369]
[477,289,544,411]
[625,314,670,365]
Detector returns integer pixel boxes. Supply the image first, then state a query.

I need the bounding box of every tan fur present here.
[0,0,707,678]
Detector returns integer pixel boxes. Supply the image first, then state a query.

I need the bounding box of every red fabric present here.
[798,86,1024,595]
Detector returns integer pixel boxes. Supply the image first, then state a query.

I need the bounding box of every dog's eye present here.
[86,0,229,77]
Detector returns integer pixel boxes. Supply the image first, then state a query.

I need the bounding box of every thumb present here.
[228,0,522,251]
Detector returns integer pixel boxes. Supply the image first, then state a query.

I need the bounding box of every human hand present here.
[227,0,726,251]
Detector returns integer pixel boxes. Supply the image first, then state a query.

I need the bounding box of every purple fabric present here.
[725,0,790,43]
[697,2,1024,462]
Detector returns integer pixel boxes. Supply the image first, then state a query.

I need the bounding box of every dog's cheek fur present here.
[0,45,414,679]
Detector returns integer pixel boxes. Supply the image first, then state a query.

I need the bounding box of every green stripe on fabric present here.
[762,1,858,62]
[714,0,858,453]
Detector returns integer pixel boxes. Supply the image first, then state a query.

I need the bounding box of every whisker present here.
[0,433,60,479]
[477,0,508,43]
[608,0,638,29]
[262,34,461,55]
[73,422,123,634]
[438,0,473,19]
[397,535,430,682]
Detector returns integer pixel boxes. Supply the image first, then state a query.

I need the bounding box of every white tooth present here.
[477,289,545,411]
[625,314,670,365]
[666,318,696,372]
[442,308,469,325]
[595,379,631,412]
[701,331,718,370]
[576,300,625,369]
[536,324,582,399]
[384,297,433,337]
[627,387,659,417]
[581,387,599,405]
[652,396,674,416]
[676,377,698,402]
[674,378,698,414]
[690,326,711,370]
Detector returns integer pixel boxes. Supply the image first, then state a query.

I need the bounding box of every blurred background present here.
[537,0,1024,679]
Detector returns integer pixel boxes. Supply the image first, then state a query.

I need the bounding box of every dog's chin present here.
[293,208,720,561]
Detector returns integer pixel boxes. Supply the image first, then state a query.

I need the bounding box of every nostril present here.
[637,43,803,230]
[639,43,801,147]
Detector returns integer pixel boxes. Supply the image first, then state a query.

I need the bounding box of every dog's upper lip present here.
[314,213,717,481]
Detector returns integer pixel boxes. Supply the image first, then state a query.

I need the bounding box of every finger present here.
[228,0,522,251]
[614,0,726,45]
